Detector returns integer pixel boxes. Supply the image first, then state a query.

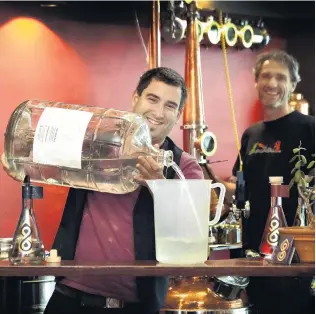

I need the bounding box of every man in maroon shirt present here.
[2,67,204,314]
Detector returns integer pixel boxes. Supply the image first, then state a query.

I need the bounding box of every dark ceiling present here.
[2,1,315,19]
[1,1,314,34]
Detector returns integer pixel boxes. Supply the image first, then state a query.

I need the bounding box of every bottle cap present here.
[46,249,61,263]
[269,177,283,185]
[22,175,43,199]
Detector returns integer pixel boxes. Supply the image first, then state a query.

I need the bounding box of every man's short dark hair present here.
[253,50,301,85]
[136,67,187,112]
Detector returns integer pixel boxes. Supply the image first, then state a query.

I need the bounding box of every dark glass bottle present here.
[9,176,45,265]
[259,177,289,259]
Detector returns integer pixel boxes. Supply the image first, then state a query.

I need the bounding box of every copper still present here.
[156,1,250,313]
[162,276,250,314]
[181,1,245,244]
[181,5,217,164]
[181,1,219,215]
[289,93,309,115]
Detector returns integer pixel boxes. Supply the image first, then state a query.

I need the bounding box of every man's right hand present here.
[1,153,20,181]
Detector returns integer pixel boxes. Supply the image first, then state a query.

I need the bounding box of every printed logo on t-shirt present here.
[249,141,281,155]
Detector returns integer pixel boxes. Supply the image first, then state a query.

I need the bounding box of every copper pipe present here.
[148,0,161,69]
[182,1,219,212]
[162,4,246,312]
[183,1,205,128]
[182,1,217,164]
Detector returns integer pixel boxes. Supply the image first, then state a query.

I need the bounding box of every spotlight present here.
[161,17,187,43]
[251,21,270,49]
[206,18,221,45]
[197,16,221,45]
[40,3,58,8]
[238,21,254,48]
[221,18,238,47]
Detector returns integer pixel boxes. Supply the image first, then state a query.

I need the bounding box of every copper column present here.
[161,3,249,312]
[148,0,161,69]
[182,1,217,164]
[182,1,218,210]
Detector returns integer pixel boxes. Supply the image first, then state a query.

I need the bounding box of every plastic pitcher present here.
[146,179,226,264]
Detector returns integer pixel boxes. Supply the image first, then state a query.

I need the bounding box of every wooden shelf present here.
[0,258,314,277]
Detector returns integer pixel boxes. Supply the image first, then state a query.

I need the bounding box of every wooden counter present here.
[0,258,314,277]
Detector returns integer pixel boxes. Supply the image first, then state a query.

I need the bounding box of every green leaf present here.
[300,155,307,165]
[293,148,300,154]
[307,161,315,169]
[300,178,307,188]
[289,155,299,163]
[294,170,304,183]
[311,194,315,201]
[305,176,314,183]
[308,168,315,177]
[291,167,297,175]
[295,160,302,169]
[289,178,295,190]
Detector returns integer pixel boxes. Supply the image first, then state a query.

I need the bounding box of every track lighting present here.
[161,11,270,50]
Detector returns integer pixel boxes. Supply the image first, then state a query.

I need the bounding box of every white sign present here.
[33,107,93,169]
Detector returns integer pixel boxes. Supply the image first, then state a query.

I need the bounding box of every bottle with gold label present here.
[259,177,289,259]
[9,175,45,265]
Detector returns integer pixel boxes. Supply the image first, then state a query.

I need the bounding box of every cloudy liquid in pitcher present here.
[155,163,207,264]
[156,237,207,264]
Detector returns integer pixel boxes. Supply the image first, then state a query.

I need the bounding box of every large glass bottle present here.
[9,176,45,265]
[259,177,289,259]
[4,100,174,194]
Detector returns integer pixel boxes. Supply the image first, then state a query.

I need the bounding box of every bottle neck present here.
[149,145,173,168]
[271,196,282,207]
[270,183,285,207]
[23,198,33,212]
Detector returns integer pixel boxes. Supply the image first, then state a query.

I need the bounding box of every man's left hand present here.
[134,155,165,185]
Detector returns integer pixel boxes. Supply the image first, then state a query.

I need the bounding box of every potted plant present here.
[279,141,315,263]
[289,141,315,229]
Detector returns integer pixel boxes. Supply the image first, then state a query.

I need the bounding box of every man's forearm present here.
[216,178,236,201]
[223,181,236,195]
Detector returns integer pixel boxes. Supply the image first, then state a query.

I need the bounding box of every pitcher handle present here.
[209,182,226,226]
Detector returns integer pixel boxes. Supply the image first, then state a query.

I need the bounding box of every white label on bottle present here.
[33,107,93,169]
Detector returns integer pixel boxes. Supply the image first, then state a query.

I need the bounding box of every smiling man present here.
[1,67,204,314]
[39,67,204,314]
[223,51,315,314]
[132,70,183,147]
[231,50,315,254]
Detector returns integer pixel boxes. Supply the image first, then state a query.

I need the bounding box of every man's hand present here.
[134,155,165,186]
[1,153,20,181]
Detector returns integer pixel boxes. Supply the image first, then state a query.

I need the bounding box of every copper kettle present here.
[161,276,250,313]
